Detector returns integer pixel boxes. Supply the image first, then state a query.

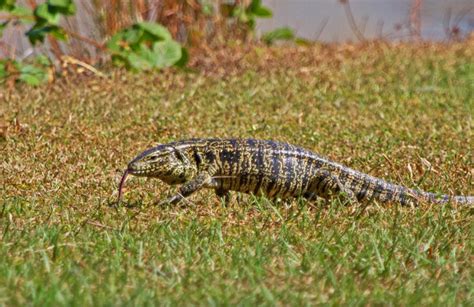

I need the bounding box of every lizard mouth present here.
[117,169,129,203]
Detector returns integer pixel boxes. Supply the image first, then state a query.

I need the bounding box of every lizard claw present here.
[156,195,182,206]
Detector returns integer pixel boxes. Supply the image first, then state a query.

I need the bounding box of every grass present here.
[1,40,473,305]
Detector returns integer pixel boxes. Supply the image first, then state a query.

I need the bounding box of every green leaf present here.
[107,27,147,54]
[26,26,48,44]
[18,64,49,85]
[127,45,156,70]
[262,27,295,45]
[152,40,182,68]
[125,40,183,70]
[232,0,272,29]
[248,0,272,17]
[106,32,126,53]
[252,6,272,17]
[108,22,184,71]
[0,0,16,11]
[295,37,311,46]
[48,0,71,8]
[123,27,143,46]
[49,27,67,41]
[48,0,76,15]
[26,25,62,44]
[248,0,261,11]
[127,53,153,71]
[174,47,188,68]
[10,5,34,23]
[137,22,172,41]
[35,3,60,24]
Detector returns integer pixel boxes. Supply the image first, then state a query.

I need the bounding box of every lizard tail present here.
[413,190,474,206]
[453,195,474,205]
[351,174,473,207]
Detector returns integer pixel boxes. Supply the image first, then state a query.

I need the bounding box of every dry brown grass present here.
[1,40,473,305]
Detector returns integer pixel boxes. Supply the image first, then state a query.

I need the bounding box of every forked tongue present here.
[117,169,129,203]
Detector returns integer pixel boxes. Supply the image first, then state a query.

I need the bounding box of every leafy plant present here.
[262,27,295,45]
[0,1,31,36]
[0,0,16,11]
[26,0,76,44]
[106,22,188,71]
[0,0,73,85]
[0,0,283,84]
[1,1,190,84]
[231,0,272,29]
[0,56,51,86]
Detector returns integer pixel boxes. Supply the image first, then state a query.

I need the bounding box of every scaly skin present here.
[119,138,473,206]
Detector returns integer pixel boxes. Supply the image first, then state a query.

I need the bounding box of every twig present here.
[340,0,366,42]
[314,17,329,41]
[61,55,106,78]
[409,0,423,40]
[376,19,384,39]
[63,29,107,51]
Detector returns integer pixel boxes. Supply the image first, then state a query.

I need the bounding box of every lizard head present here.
[126,145,197,185]
[118,144,198,203]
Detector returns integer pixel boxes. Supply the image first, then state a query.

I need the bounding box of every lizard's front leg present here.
[158,172,215,206]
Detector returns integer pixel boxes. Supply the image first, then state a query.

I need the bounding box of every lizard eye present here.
[148,155,159,161]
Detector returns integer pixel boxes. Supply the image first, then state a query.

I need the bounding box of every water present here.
[257,0,474,42]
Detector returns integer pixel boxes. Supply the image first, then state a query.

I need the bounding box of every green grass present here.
[1,41,473,305]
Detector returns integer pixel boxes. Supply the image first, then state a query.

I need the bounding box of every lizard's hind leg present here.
[306,169,358,204]
[215,188,231,204]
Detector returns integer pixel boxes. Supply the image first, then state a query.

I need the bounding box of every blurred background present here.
[258,0,474,41]
[1,0,473,85]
